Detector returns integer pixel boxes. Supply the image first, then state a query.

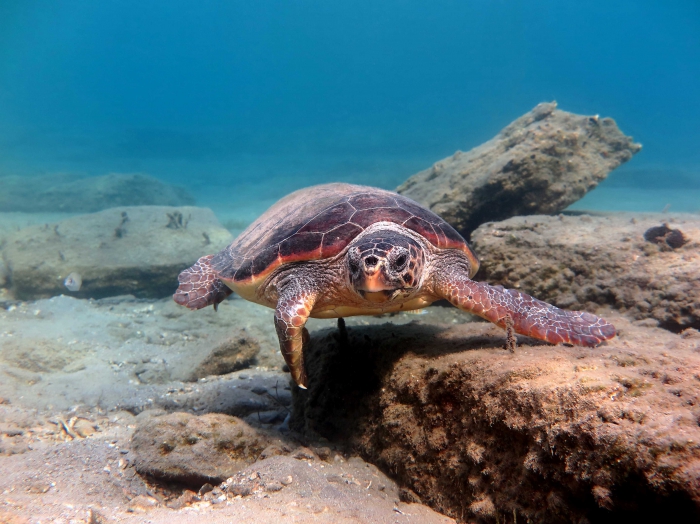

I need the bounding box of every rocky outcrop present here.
[292,316,700,523]
[470,212,700,331]
[397,102,641,237]
[1,206,232,300]
[0,172,194,213]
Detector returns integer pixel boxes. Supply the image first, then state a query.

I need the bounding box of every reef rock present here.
[470,212,700,331]
[131,412,271,485]
[187,330,261,382]
[397,102,641,237]
[293,315,700,523]
[1,206,232,300]
[0,172,194,213]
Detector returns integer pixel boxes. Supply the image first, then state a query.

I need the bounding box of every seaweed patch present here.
[166,210,190,229]
[643,224,688,249]
[114,211,130,238]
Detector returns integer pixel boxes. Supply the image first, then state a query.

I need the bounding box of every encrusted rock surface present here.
[293,315,700,523]
[0,172,194,213]
[131,412,271,485]
[188,330,261,382]
[397,102,641,237]
[470,212,700,331]
[1,206,232,299]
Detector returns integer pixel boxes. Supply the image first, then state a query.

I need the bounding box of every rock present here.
[130,412,270,486]
[0,173,194,213]
[1,206,232,300]
[470,212,700,331]
[127,494,160,512]
[166,489,200,509]
[187,330,261,381]
[122,371,292,418]
[397,102,641,237]
[71,418,97,438]
[292,316,700,523]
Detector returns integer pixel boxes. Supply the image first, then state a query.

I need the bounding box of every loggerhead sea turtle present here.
[174,183,615,388]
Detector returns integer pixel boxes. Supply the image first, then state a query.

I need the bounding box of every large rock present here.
[187,330,261,382]
[131,412,270,485]
[1,206,232,299]
[470,212,700,331]
[397,102,641,237]
[0,172,194,213]
[292,316,700,523]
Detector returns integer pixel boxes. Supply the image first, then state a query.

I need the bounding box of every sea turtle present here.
[174,183,615,388]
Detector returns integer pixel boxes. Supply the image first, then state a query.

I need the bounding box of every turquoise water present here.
[1,0,699,215]
[1,5,699,520]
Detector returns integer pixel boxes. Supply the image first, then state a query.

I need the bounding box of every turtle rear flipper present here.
[436,273,615,346]
[173,254,233,311]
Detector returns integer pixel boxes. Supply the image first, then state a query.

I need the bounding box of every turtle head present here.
[347,230,425,303]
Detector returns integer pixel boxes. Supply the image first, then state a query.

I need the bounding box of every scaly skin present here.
[273,275,318,389]
[431,251,616,346]
[173,255,232,311]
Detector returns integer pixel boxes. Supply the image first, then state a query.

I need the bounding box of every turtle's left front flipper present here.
[435,272,615,347]
[274,277,319,389]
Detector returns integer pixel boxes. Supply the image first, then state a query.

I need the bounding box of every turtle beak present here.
[361,270,391,292]
[356,261,397,302]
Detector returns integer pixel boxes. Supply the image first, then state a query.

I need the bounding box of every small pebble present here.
[198,483,215,496]
[265,481,284,492]
[64,272,82,292]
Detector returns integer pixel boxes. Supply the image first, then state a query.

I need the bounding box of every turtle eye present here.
[349,259,360,273]
[394,254,408,269]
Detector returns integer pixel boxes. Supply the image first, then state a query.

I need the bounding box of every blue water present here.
[1,5,699,515]
[1,0,699,213]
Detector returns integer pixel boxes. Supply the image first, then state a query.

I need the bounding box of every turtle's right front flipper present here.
[434,269,615,347]
[173,254,233,311]
[274,277,319,389]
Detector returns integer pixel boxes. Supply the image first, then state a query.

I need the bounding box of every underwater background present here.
[1,0,699,220]
[3,3,700,522]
